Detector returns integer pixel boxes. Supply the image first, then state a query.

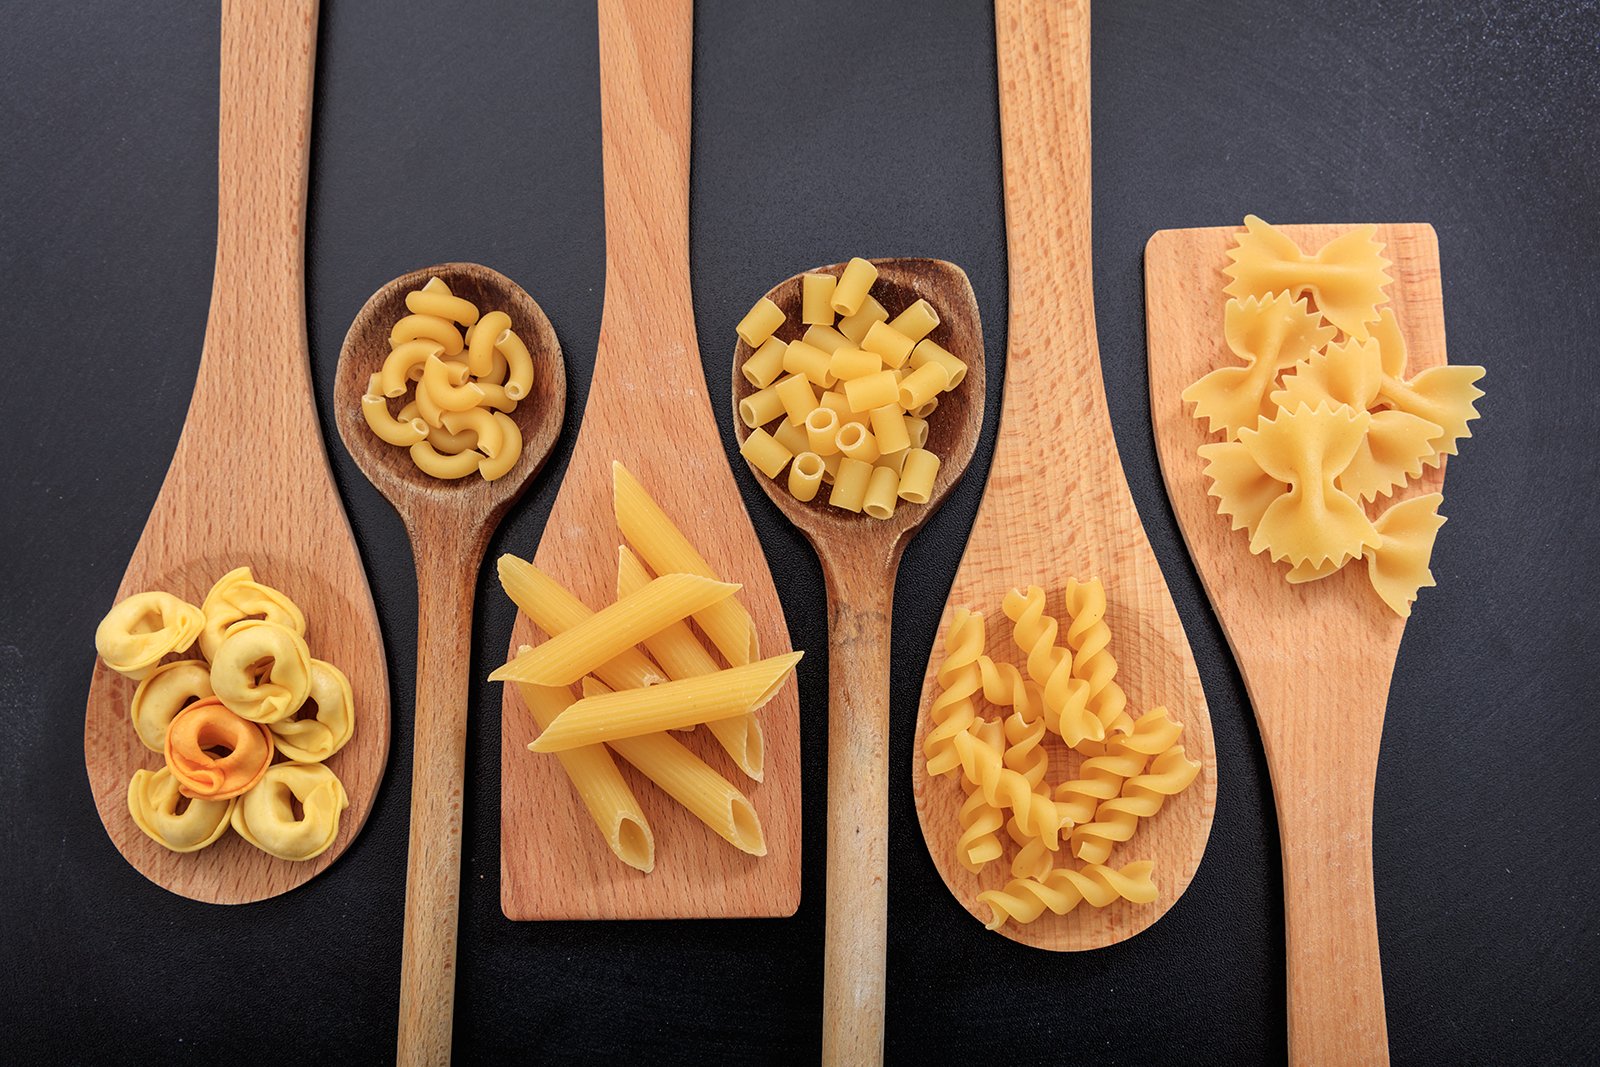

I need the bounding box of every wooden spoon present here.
[731,258,986,1064]
[498,0,801,923]
[82,0,389,905]
[1146,221,1448,1064]
[910,0,1217,950]
[333,262,566,1065]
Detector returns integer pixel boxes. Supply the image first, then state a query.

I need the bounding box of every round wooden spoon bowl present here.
[334,262,565,1065]
[732,257,985,1064]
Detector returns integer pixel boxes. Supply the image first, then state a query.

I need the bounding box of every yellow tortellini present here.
[198,565,307,661]
[129,659,213,752]
[230,763,349,861]
[94,591,204,680]
[268,659,355,763]
[127,767,235,853]
[210,620,313,724]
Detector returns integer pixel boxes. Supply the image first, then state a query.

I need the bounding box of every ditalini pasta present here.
[490,465,799,870]
[1184,217,1485,614]
[732,260,972,519]
[921,582,1202,933]
[95,567,358,858]
[360,276,538,481]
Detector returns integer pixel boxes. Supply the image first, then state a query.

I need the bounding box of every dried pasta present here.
[1365,492,1447,618]
[977,861,1159,931]
[1224,214,1392,338]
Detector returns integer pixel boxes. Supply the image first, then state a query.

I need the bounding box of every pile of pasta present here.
[923,579,1201,932]
[360,276,533,481]
[490,461,801,873]
[1182,216,1486,616]
[94,567,353,861]
[735,257,965,517]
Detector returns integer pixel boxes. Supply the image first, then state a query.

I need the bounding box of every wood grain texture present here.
[498,0,801,922]
[730,260,985,1066]
[332,262,566,1067]
[911,0,1217,951]
[1147,222,1448,1065]
[81,0,388,905]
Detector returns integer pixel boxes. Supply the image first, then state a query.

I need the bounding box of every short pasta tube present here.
[740,427,793,479]
[829,346,882,382]
[802,323,851,355]
[831,257,879,316]
[845,369,899,413]
[898,447,941,503]
[888,298,940,343]
[836,422,881,464]
[742,337,787,388]
[898,361,949,410]
[863,464,900,520]
[861,321,915,369]
[736,296,785,348]
[771,418,808,457]
[830,456,873,512]
[801,273,837,325]
[789,452,826,502]
[837,295,888,344]
[739,383,786,429]
[805,407,841,455]
[775,372,820,425]
[781,339,834,388]
[911,338,967,388]
[869,405,911,454]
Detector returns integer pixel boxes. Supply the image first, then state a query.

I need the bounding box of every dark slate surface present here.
[2,1,1596,1062]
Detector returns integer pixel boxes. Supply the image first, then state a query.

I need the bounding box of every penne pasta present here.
[491,572,740,687]
[528,652,802,752]
[613,461,759,666]
[514,676,654,872]
[616,547,765,781]
[897,361,949,410]
[496,555,667,689]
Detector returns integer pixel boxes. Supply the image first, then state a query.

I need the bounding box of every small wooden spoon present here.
[333,262,565,1066]
[82,0,389,905]
[732,259,986,1064]
[1147,221,1449,1065]
[910,0,1217,950]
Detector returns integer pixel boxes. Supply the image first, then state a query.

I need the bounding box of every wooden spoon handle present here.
[396,536,481,1066]
[819,558,894,1066]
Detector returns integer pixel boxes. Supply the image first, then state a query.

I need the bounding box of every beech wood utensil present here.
[910,0,1217,950]
[82,0,389,906]
[1147,222,1449,1065]
[334,262,566,1066]
[731,259,986,1065]
[498,0,802,922]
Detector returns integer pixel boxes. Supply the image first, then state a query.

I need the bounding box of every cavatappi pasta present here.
[733,259,967,519]
[922,579,1201,932]
[1185,216,1485,616]
[94,568,356,859]
[360,276,537,481]
[491,462,799,870]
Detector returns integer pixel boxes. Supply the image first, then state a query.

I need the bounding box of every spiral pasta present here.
[128,767,235,853]
[954,718,1006,875]
[1071,745,1203,865]
[231,762,349,862]
[1062,578,1134,747]
[1000,586,1101,747]
[977,860,1159,931]
[94,591,204,680]
[210,620,313,724]
[129,659,213,753]
[924,608,985,779]
[951,724,1065,849]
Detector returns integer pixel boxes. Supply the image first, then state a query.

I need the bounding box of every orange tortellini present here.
[1185,216,1486,616]
[96,568,356,858]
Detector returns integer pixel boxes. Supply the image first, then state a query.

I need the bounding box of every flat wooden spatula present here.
[1147,221,1451,1065]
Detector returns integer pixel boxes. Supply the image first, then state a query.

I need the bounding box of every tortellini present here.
[129,659,213,752]
[94,591,204,680]
[128,767,235,853]
[230,763,349,861]
[210,620,313,724]
[164,698,276,801]
[98,568,357,859]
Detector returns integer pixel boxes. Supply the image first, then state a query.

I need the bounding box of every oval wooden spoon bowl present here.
[334,262,565,1065]
[82,0,388,905]
[911,0,1216,950]
[732,258,985,1064]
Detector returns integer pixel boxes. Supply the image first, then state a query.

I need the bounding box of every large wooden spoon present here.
[498,0,801,922]
[334,262,566,1065]
[1146,221,1449,1064]
[731,260,986,1064]
[910,0,1217,949]
[82,0,389,904]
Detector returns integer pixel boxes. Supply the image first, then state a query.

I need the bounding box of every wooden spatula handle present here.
[819,554,894,1065]
[396,531,482,1066]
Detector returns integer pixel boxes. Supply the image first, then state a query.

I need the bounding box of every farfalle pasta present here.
[1184,216,1485,615]
[95,591,204,680]
[923,579,1202,933]
[231,763,350,862]
[95,568,357,859]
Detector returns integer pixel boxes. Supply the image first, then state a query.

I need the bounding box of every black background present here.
[3,1,1597,1063]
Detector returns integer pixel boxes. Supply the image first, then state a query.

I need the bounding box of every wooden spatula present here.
[498,0,801,921]
[1147,222,1449,1064]
[81,0,389,904]
[910,0,1217,950]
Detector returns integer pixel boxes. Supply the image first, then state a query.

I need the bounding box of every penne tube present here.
[514,677,654,872]
[802,323,851,355]
[888,298,940,343]
[467,311,512,377]
[801,273,837,325]
[863,465,900,520]
[391,313,464,355]
[528,652,803,752]
[789,452,825,503]
[742,336,787,388]
[496,555,668,689]
[861,321,915,369]
[581,680,766,855]
[736,296,785,348]
[740,427,792,479]
[613,463,758,665]
[491,573,741,686]
[616,548,764,780]
[831,257,878,316]
[406,287,481,328]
